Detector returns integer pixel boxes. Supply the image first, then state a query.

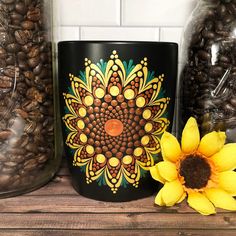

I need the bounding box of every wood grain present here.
[0,230,236,236]
[0,212,235,230]
[0,162,235,234]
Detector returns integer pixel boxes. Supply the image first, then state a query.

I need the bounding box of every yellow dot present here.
[75,82,79,88]
[145,123,153,132]
[137,71,143,77]
[79,107,86,117]
[85,62,88,66]
[144,57,147,61]
[115,55,118,59]
[84,95,94,106]
[90,70,96,76]
[110,86,120,96]
[77,120,85,129]
[131,174,136,179]
[122,155,133,165]
[146,161,151,166]
[96,154,106,163]
[142,109,152,120]
[134,147,143,157]
[153,84,158,89]
[90,171,95,176]
[144,62,148,66]
[111,179,117,184]
[112,65,118,71]
[86,145,94,155]
[113,50,117,54]
[110,55,115,59]
[136,97,146,108]
[109,157,120,167]
[141,135,150,146]
[80,133,87,143]
[124,89,135,100]
[95,88,105,98]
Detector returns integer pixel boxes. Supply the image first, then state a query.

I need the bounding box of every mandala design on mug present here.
[63,50,170,193]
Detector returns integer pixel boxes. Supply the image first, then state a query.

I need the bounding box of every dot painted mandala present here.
[63,50,170,193]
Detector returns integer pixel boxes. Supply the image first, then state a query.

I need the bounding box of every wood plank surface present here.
[0,230,236,236]
[0,161,235,234]
[0,212,235,230]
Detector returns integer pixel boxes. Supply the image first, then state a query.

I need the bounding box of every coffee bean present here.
[21,20,34,30]
[181,0,236,141]
[0,0,55,193]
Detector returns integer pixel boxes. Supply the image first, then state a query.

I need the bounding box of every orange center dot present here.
[105,119,124,137]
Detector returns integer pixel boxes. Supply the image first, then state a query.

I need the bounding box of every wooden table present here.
[0,162,236,236]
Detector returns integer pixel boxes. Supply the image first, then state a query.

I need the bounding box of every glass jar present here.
[180,0,236,142]
[0,0,60,197]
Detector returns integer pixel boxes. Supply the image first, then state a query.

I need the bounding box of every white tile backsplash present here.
[58,0,120,26]
[56,0,198,48]
[122,0,197,26]
[58,26,80,41]
[81,27,159,41]
[160,27,183,45]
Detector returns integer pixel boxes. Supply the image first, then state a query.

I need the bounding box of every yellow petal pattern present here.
[161,132,182,163]
[155,188,165,206]
[181,117,200,154]
[161,180,184,206]
[211,144,236,171]
[157,161,178,182]
[219,171,236,196]
[149,165,165,184]
[188,192,216,215]
[205,188,236,211]
[198,131,226,157]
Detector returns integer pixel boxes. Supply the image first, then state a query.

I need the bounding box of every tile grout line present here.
[120,0,122,26]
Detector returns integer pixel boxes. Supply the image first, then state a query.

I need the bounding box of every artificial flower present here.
[150,117,236,215]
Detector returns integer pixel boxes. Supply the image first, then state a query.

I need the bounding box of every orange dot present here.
[105,119,124,137]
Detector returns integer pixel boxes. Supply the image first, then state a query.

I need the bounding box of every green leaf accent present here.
[97,59,107,74]
[123,60,135,75]
[147,70,155,83]
[79,71,87,84]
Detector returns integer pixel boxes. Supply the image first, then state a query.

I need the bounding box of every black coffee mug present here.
[58,41,178,202]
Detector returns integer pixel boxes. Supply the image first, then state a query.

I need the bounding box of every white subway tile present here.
[81,27,159,41]
[160,27,184,62]
[58,26,80,42]
[122,0,197,26]
[58,0,120,26]
[160,27,183,45]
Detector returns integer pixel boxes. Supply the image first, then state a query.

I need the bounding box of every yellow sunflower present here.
[150,117,236,215]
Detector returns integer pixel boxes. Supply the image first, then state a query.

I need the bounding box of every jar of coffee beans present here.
[180,0,236,142]
[0,0,61,197]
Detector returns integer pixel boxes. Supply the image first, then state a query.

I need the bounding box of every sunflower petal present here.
[161,180,184,206]
[161,132,181,163]
[187,192,216,215]
[181,117,200,154]
[205,188,236,211]
[157,161,178,182]
[155,188,165,206]
[219,171,236,196]
[198,131,226,157]
[211,144,236,171]
[177,192,187,204]
[150,165,165,184]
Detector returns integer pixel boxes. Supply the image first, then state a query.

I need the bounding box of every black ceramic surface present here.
[58,41,178,202]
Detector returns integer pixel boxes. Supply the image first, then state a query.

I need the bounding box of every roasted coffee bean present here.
[21,20,34,30]
[181,0,236,142]
[27,8,41,22]
[0,0,54,192]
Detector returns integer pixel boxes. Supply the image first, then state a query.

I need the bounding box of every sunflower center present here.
[179,154,211,189]
[104,119,124,136]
